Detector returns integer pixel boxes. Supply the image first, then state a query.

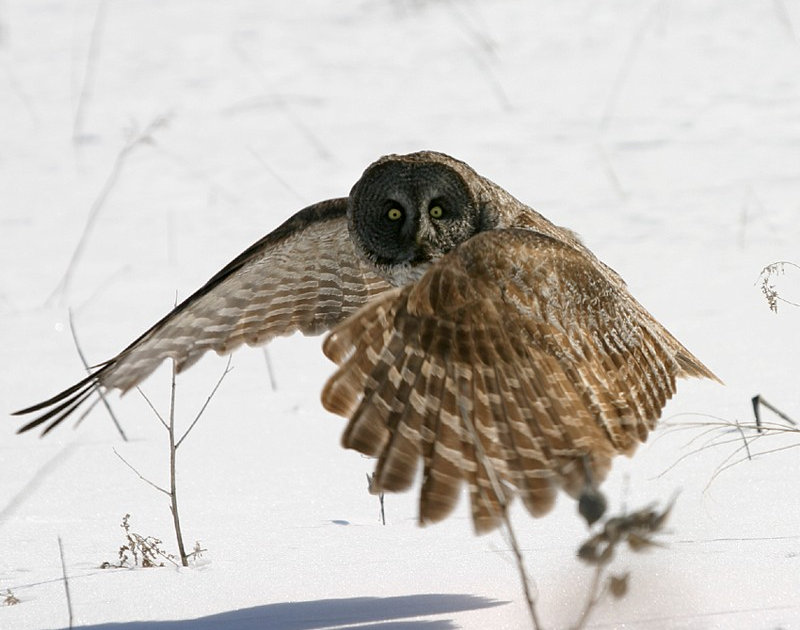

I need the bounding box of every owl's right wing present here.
[321,228,718,533]
[15,198,392,435]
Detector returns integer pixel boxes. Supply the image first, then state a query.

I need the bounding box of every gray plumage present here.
[14,150,718,533]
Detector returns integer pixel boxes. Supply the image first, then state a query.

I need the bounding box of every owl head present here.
[347,151,486,286]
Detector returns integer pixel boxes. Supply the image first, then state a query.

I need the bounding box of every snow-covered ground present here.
[2,1,799,628]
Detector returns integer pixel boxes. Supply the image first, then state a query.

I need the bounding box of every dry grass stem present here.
[661,412,799,488]
[49,115,168,304]
[72,0,107,143]
[262,347,278,391]
[57,537,73,629]
[457,398,543,630]
[68,309,127,440]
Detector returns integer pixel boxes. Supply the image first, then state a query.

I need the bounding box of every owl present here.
[14,151,717,533]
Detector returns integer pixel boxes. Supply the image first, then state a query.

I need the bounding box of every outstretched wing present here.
[321,228,718,534]
[15,198,392,435]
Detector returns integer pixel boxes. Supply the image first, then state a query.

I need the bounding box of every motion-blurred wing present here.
[322,228,717,533]
[16,198,391,435]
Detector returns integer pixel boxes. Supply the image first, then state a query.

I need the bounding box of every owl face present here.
[348,154,481,285]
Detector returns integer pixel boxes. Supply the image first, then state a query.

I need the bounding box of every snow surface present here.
[2,1,800,628]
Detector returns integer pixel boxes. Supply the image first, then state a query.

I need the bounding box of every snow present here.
[2,0,800,628]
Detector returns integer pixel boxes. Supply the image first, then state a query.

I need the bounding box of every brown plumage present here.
[322,228,716,532]
[14,151,718,533]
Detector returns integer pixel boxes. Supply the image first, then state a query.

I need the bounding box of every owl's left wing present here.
[322,228,717,533]
[15,198,391,435]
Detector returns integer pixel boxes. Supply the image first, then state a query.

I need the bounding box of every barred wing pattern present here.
[322,229,717,534]
[16,199,391,435]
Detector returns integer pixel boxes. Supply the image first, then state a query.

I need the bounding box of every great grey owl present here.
[14,151,718,533]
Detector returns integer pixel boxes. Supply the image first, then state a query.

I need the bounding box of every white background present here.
[1,1,799,628]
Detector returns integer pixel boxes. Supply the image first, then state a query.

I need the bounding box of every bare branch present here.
[167,360,189,566]
[68,309,127,440]
[176,356,233,448]
[112,447,170,496]
[135,386,169,430]
[573,564,607,630]
[752,394,797,429]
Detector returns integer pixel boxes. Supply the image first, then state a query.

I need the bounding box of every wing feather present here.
[15,198,392,435]
[322,228,719,533]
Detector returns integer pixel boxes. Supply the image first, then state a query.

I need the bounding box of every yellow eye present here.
[429,205,443,219]
[387,208,402,221]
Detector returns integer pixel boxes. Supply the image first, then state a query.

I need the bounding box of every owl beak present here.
[414,215,434,247]
[413,226,436,263]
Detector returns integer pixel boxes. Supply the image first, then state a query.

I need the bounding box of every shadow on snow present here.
[70,593,507,630]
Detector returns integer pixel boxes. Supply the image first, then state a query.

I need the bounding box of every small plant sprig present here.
[187,540,207,562]
[757,261,800,312]
[2,589,20,606]
[573,499,674,628]
[101,513,177,569]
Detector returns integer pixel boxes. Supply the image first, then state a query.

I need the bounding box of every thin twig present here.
[752,394,797,429]
[595,142,627,200]
[0,1,6,48]
[600,1,664,128]
[136,386,169,430]
[167,360,189,566]
[57,537,74,629]
[48,116,168,304]
[72,0,107,143]
[113,447,170,496]
[248,147,308,205]
[658,414,800,486]
[457,397,542,630]
[231,41,333,161]
[176,356,233,448]
[707,442,800,488]
[366,473,386,525]
[1,57,39,123]
[573,564,607,630]
[262,347,277,392]
[152,143,239,206]
[444,1,511,110]
[68,309,127,440]
[773,0,798,42]
[732,419,753,460]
